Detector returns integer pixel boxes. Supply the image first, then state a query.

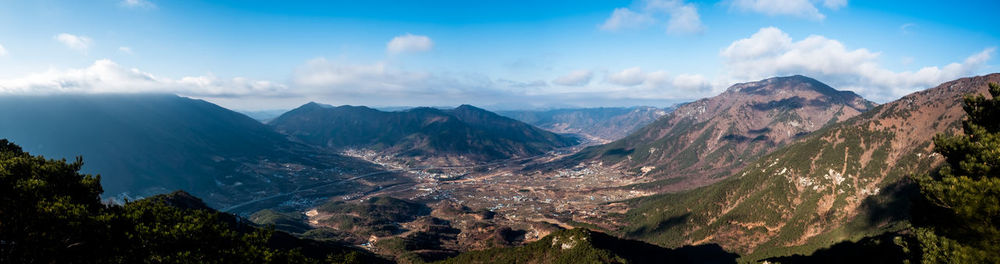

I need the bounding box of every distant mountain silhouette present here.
[238,109,289,123]
[269,103,578,163]
[498,106,673,143]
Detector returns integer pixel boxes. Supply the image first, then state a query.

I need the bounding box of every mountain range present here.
[498,106,672,143]
[239,109,289,123]
[559,75,876,191]
[269,103,579,164]
[4,73,998,263]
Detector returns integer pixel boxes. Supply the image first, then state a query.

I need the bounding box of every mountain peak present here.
[726,75,832,94]
[452,104,490,114]
[299,101,334,110]
[566,75,874,192]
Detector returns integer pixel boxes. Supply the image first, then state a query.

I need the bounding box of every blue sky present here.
[0,0,996,110]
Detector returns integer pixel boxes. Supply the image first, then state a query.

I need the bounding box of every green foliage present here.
[0,139,382,263]
[434,228,626,264]
[0,139,106,263]
[317,196,430,237]
[912,227,987,263]
[103,197,315,263]
[436,228,737,264]
[373,237,428,263]
[913,82,1000,263]
[251,209,313,234]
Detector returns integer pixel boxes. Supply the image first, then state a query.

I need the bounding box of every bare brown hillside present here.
[563,75,875,191]
[624,73,1000,258]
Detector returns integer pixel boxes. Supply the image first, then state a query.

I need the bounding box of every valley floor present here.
[231,142,673,258]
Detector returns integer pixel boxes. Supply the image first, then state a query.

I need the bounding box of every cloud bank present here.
[0,59,287,98]
[721,27,994,101]
[553,70,594,86]
[2,26,993,109]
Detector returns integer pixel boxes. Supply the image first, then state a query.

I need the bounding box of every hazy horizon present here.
[0,0,997,110]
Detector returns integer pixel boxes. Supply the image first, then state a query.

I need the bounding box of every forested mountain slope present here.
[622,73,1000,258]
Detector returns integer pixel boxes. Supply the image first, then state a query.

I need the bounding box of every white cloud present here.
[0,44,7,56]
[671,73,712,92]
[604,67,713,97]
[54,33,93,53]
[120,0,156,9]
[607,67,648,86]
[600,8,654,31]
[118,46,133,54]
[0,56,704,109]
[386,33,434,54]
[0,59,287,97]
[721,27,995,101]
[729,0,845,20]
[293,58,432,93]
[291,57,506,101]
[601,0,704,34]
[553,70,594,86]
[288,57,706,107]
[663,2,703,34]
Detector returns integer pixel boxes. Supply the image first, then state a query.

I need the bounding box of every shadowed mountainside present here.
[0,94,387,207]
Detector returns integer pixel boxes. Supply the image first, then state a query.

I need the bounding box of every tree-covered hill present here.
[0,139,386,263]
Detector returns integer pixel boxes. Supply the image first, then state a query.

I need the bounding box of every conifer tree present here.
[914,82,1000,263]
